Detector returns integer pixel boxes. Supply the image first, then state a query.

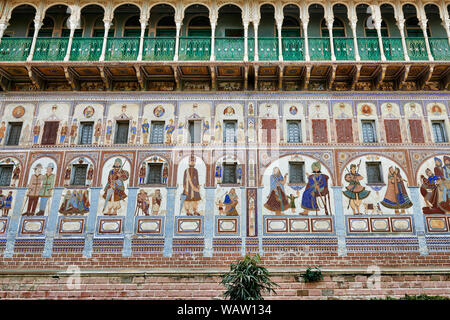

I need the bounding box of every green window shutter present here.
[0,165,13,186]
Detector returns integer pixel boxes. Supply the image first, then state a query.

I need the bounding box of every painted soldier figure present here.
[141,119,150,144]
[343,164,370,215]
[86,165,94,186]
[102,158,129,216]
[182,156,201,216]
[24,163,43,216]
[105,120,113,144]
[2,191,12,216]
[130,121,137,144]
[162,164,169,184]
[63,166,71,186]
[36,163,55,216]
[0,121,6,144]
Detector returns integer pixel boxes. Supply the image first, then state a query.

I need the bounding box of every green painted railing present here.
[334,37,355,60]
[70,37,103,61]
[309,37,331,60]
[358,37,381,61]
[143,37,175,61]
[429,38,450,61]
[105,37,139,61]
[282,37,305,61]
[215,37,244,60]
[179,37,211,60]
[258,37,278,61]
[405,37,428,60]
[0,37,32,61]
[382,37,404,61]
[33,37,69,61]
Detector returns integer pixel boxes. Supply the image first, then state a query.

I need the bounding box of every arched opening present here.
[39,4,71,37]
[308,4,330,60]
[188,16,211,37]
[93,16,115,37]
[217,4,243,37]
[124,15,148,37]
[379,3,404,61]
[405,17,430,37]
[258,4,278,60]
[61,16,84,37]
[5,5,36,37]
[282,5,301,37]
[113,3,141,37]
[424,4,449,60]
[28,16,54,37]
[364,18,388,37]
[150,4,176,37]
[321,18,346,37]
[402,4,429,60]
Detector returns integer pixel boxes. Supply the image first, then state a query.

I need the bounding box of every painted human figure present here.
[300,162,330,215]
[149,189,162,215]
[380,167,413,214]
[182,156,201,216]
[36,163,55,216]
[176,121,184,144]
[24,163,43,216]
[165,119,175,144]
[130,121,137,144]
[86,165,94,186]
[11,164,20,187]
[202,120,210,144]
[141,119,149,144]
[2,191,12,216]
[287,191,300,214]
[248,119,255,143]
[138,163,146,185]
[343,164,370,215]
[162,164,168,184]
[70,119,78,144]
[105,120,113,144]
[94,119,102,144]
[214,121,222,143]
[59,121,68,144]
[215,164,222,184]
[264,167,289,215]
[439,156,450,212]
[136,189,150,216]
[236,165,242,184]
[237,122,245,143]
[0,121,6,144]
[63,166,71,186]
[33,121,41,144]
[420,168,444,214]
[20,124,30,144]
[223,188,239,216]
[102,158,129,216]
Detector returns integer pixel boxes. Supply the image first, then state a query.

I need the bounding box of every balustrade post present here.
[397,18,410,61]
[174,21,181,61]
[254,21,259,61]
[326,17,336,61]
[374,18,386,61]
[276,21,283,61]
[210,21,216,61]
[64,27,76,61]
[419,18,434,61]
[64,6,81,62]
[99,19,112,61]
[137,19,148,61]
[243,21,249,61]
[26,17,43,61]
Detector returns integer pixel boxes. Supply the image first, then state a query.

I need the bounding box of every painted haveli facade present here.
[0,0,448,299]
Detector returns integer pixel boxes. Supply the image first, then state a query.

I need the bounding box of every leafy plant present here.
[220,253,279,300]
[301,266,323,283]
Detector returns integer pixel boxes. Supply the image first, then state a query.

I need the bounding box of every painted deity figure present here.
[177,121,184,144]
[130,121,137,144]
[141,119,150,144]
[222,188,239,216]
[102,158,129,216]
[264,167,289,215]
[37,163,55,216]
[24,163,43,216]
[105,120,113,145]
[181,156,201,216]
[94,119,102,144]
[59,121,68,145]
[343,164,370,215]
[59,190,90,215]
[214,121,222,143]
[165,119,175,144]
[300,162,330,215]
[380,167,413,214]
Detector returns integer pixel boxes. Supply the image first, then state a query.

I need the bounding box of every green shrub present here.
[220,253,279,300]
[301,266,323,283]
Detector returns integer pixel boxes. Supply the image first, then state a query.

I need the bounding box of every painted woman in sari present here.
[380,167,412,214]
[264,167,289,215]
[223,188,239,216]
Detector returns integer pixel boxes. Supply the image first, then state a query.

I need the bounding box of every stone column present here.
[3,188,27,258]
[396,18,410,61]
[42,188,64,257]
[275,7,283,62]
[325,16,336,61]
[203,187,215,257]
[0,22,9,46]
[173,20,181,61]
[442,18,450,48]
[302,18,310,61]
[374,17,387,61]
[64,6,81,61]
[350,18,360,61]
[163,187,176,257]
[243,20,249,61]
[210,20,217,61]
[418,17,434,61]
[332,186,347,256]
[137,18,148,61]
[122,187,138,257]
[82,187,102,258]
[26,16,44,61]
[99,19,112,61]
[254,20,259,61]
[409,186,429,255]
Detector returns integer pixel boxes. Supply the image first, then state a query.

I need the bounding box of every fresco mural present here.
[22,157,57,216]
[262,155,333,216]
[417,155,450,214]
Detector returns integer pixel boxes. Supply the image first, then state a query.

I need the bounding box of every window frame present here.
[361,120,378,143]
[0,164,13,186]
[289,161,305,184]
[114,120,130,144]
[146,163,163,185]
[5,122,23,146]
[365,161,384,185]
[70,164,88,186]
